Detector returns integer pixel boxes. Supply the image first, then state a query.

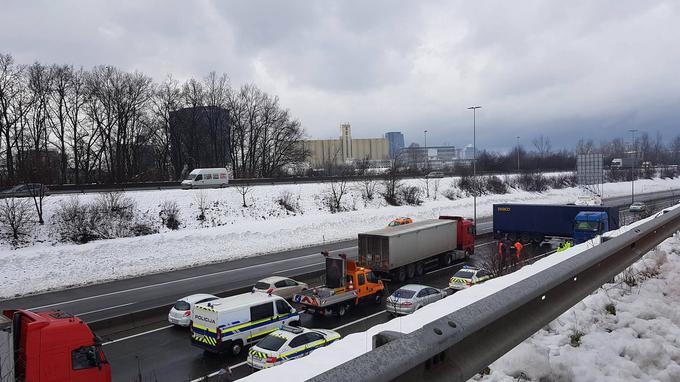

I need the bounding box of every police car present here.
[246,325,341,370]
[448,266,493,290]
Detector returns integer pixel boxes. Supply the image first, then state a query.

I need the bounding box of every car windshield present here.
[575,221,599,232]
[392,289,416,299]
[453,270,475,278]
[174,301,190,311]
[254,282,270,290]
[257,335,287,351]
[184,173,196,180]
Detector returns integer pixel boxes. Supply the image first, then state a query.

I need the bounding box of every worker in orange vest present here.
[511,241,523,268]
[497,240,508,270]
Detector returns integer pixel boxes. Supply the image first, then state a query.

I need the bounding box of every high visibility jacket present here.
[514,242,523,258]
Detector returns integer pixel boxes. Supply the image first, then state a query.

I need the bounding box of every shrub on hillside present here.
[485,176,509,194]
[550,173,577,189]
[458,175,485,196]
[517,172,549,192]
[398,186,423,206]
[159,200,181,230]
[277,191,301,213]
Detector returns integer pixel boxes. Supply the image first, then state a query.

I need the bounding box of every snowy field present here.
[245,206,680,382]
[1,176,680,298]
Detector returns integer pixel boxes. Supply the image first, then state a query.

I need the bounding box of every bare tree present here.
[382,154,404,206]
[532,135,552,158]
[27,182,46,224]
[0,197,34,246]
[432,178,441,200]
[151,75,183,180]
[357,177,378,204]
[234,184,253,207]
[325,178,349,213]
[421,176,431,198]
[475,241,505,277]
[194,191,208,221]
[0,53,29,182]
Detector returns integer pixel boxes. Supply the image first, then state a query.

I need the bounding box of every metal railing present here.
[309,206,680,382]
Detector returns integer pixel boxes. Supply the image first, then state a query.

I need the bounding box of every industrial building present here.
[385,132,405,158]
[303,124,390,167]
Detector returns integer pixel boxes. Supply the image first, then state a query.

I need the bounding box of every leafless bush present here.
[398,185,422,206]
[95,192,135,220]
[421,177,431,198]
[277,191,301,213]
[457,175,485,196]
[475,242,505,277]
[53,197,95,244]
[517,172,549,192]
[485,176,508,194]
[0,198,34,247]
[324,179,349,213]
[432,179,441,200]
[234,184,253,207]
[443,187,462,200]
[381,171,401,206]
[358,178,378,203]
[159,200,181,230]
[194,191,208,221]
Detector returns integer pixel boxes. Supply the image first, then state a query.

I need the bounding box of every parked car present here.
[425,171,445,178]
[387,217,413,227]
[386,284,447,315]
[253,276,308,300]
[247,325,341,370]
[449,266,493,290]
[629,202,647,212]
[0,183,50,198]
[167,293,219,327]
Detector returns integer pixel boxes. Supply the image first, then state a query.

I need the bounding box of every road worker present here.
[497,240,508,270]
[511,241,523,268]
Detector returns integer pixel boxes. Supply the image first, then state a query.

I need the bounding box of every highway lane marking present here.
[27,246,357,310]
[332,309,388,332]
[76,302,135,316]
[102,324,174,346]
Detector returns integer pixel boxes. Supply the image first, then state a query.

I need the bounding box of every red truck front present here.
[2,309,111,382]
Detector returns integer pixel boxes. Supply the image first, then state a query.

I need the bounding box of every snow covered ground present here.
[1,176,680,298]
[243,206,680,382]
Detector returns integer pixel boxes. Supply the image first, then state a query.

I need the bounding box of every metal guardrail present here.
[309,206,680,382]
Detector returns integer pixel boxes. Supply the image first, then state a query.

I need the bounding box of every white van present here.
[181,168,229,188]
[191,292,300,355]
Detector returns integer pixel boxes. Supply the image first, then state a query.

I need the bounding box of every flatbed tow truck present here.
[293,252,384,316]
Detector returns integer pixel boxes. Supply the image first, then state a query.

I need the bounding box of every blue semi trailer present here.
[492,203,620,244]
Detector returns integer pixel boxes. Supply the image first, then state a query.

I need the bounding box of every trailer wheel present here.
[396,267,407,283]
[407,263,416,279]
[337,304,348,317]
[415,261,424,276]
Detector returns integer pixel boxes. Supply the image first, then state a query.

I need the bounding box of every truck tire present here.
[407,263,416,279]
[396,267,407,283]
[464,249,472,260]
[337,304,348,317]
[440,253,453,267]
[374,293,383,305]
[415,261,424,276]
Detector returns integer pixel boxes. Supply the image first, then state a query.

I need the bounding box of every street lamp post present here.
[516,136,520,172]
[467,106,482,230]
[424,130,428,170]
[629,129,638,203]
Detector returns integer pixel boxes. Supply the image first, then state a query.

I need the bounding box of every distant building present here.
[384,132,405,158]
[303,124,390,167]
[463,144,475,160]
[168,106,230,179]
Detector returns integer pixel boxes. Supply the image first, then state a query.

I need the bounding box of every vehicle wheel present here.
[464,249,472,260]
[397,267,407,283]
[415,261,424,276]
[231,340,243,356]
[290,320,301,327]
[337,304,348,317]
[374,294,383,305]
[407,263,416,279]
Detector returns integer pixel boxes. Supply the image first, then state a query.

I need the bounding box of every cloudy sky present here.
[2,0,679,151]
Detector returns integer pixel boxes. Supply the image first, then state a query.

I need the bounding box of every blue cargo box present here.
[492,203,620,240]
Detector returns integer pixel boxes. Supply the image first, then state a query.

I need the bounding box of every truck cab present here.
[2,309,111,382]
[573,211,609,244]
[345,260,383,303]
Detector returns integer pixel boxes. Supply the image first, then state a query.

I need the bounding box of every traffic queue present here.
[164,216,505,373]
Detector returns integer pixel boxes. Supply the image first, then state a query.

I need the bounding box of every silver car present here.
[629,202,647,212]
[386,284,447,315]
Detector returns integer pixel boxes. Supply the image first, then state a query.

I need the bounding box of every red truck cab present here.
[3,309,111,382]
[439,216,476,255]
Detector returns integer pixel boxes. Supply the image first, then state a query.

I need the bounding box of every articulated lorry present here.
[1,309,111,382]
[492,203,620,244]
[357,216,475,282]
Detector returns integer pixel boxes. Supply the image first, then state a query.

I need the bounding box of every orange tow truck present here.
[293,253,384,316]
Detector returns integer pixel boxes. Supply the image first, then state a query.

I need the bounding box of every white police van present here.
[191,292,300,355]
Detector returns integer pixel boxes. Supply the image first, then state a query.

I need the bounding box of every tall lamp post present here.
[424,130,428,170]
[516,136,520,172]
[467,105,481,230]
[629,129,638,203]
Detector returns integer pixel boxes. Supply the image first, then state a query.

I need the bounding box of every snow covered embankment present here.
[1,177,679,299]
[243,208,680,382]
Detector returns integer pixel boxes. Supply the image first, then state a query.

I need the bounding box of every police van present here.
[191,292,300,355]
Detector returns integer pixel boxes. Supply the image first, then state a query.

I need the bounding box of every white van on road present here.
[191,292,300,355]
[181,168,229,188]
